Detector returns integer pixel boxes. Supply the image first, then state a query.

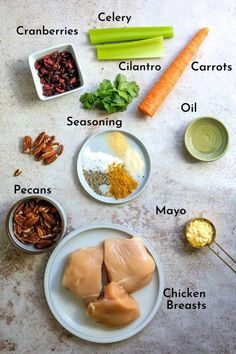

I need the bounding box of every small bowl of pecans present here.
[29,43,84,100]
[6,196,67,254]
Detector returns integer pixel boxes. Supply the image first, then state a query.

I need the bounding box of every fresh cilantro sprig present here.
[80,74,139,114]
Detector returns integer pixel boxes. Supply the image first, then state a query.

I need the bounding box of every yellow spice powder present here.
[107,132,129,158]
[108,163,138,199]
[185,218,215,248]
[107,132,144,176]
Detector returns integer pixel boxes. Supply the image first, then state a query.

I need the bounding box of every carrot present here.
[138,28,209,117]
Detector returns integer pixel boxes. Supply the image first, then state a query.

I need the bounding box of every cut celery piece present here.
[89,27,173,44]
[96,36,164,60]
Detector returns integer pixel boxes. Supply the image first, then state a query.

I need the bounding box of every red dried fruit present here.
[55,87,65,93]
[34,51,80,97]
[70,77,77,85]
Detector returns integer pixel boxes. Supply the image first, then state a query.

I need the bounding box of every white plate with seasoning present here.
[77,129,151,204]
[44,224,164,343]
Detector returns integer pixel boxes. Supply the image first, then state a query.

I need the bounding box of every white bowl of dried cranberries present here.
[6,196,67,254]
[29,43,84,100]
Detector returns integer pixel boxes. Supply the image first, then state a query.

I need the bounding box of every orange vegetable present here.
[138,28,209,117]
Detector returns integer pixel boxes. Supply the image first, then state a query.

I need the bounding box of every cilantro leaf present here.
[80,74,139,114]
[79,93,96,109]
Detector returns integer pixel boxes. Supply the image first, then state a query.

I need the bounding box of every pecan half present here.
[36,225,46,238]
[42,212,56,225]
[14,214,26,227]
[41,150,56,160]
[57,144,64,156]
[14,203,24,214]
[33,132,46,148]
[34,152,43,161]
[44,155,58,165]
[42,142,53,153]
[26,215,40,227]
[14,169,22,177]
[23,136,32,154]
[33,142,45,156]
[21,233,40,244]
[13,223,22,236]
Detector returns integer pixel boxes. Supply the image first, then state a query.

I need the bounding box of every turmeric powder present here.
[108,163,138,199]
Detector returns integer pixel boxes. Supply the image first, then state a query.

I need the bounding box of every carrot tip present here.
[200,27,209,35]
[138,105,153,117]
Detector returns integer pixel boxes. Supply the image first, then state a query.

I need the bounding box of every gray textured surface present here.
[0,0,236,353]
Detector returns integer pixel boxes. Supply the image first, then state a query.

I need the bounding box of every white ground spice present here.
[124,149,144,177]
[83,147,122,172]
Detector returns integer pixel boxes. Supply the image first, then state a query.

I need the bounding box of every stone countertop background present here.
[0,0,236,353]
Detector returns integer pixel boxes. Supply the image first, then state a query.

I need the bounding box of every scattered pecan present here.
[41,150,56,159]
[34,132,46,148]
[57,144,64,156]
[14,169,22,177]
[42,142,53,153]
[13,199,62,250]
[23,136,32,154]
[21,131,64,166]
[33,142,45,156]
[34,152,43,161]
[44,155,58,165]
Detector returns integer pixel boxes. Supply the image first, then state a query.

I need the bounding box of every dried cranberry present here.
[70,77,77,85]
[55,87,65,93]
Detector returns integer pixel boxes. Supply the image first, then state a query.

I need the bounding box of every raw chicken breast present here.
[104,237,155,293]
[87,282,140,328]
[61,246,103,304]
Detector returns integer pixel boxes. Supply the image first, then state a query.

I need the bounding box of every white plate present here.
[77,130,151,204]
[44,224,164,343]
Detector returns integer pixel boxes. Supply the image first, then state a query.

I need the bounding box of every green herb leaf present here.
[80,74,139,114]
[79,93,96,109]
[127,81,140,98]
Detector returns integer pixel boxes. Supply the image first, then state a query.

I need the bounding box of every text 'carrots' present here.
[138,28,209,117]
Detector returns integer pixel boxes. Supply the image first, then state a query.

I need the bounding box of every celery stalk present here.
[96,36,164,60]
[89,27,173,44]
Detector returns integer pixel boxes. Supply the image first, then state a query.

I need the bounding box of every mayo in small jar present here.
[185,218,215,248]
